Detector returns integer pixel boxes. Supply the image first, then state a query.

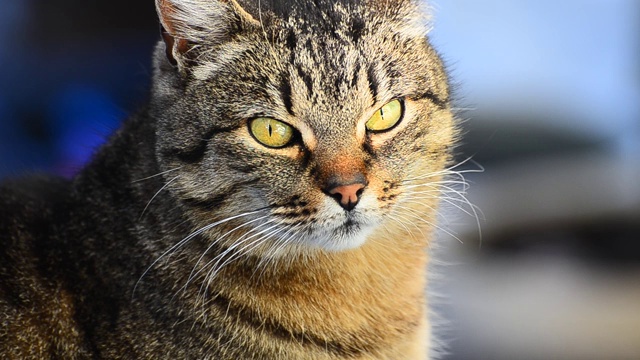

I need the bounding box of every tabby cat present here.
[0,0,456,358]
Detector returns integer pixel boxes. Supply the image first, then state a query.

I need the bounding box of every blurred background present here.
[0,0,638,359]
[430,1,640,359]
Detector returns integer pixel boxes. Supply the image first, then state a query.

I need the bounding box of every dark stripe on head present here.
[362,140,377,160]
[182,179,260,210]
[183,192,229,210]
[414,90,448,109]
[279,75,295,116]
[285,30,297,50]
[367,64,379,104]
[348,17,366,43]
[386,61,401,88]
[300,149,312,170]
[166,139,208,164]
[351,62,361,88]
[296,64,314,99]
[163,125,242,164]
[309,164,321,183]
[227,162,258,174]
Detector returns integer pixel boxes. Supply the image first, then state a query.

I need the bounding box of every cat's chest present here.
[193,238,429,358]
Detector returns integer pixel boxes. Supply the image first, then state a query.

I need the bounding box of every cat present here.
[0,0,457,358]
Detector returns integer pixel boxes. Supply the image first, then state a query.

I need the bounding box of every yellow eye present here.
[249,117,294,148]
[365,99,403,132]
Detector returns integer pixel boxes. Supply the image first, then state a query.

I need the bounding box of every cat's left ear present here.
[156,0,260,68]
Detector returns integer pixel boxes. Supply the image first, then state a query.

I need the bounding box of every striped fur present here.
[0,0,456,358]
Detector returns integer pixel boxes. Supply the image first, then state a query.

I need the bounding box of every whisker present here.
[252,223,303,279]
[132,166,183,183]
[185,220,283,298]
[403,179,470,190]
[400,168,484,247]
[186,215,272,286]
[386,210,415,236]
[403,169,475,184]
[406,195,473,217]
[139,174,181,220]
[402,157,483,184]
[133,209,266,297]
[204,221,284,278]
[179,220,276,300]
[383,212,434,249]
[393,204,464,244]
[257,0,281,68]
[451,106,477,112]
[197,222,286,299]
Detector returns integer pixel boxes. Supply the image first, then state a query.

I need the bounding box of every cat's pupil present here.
[268,123,273,137]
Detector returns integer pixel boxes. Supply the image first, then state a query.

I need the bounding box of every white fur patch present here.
[398,1,434,38]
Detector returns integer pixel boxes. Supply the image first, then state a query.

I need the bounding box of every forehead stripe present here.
[279,74,295,116]
[414,89,448,109]
[367,64,379,103]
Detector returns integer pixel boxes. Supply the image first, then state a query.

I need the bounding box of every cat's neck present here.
[210,223,432,357]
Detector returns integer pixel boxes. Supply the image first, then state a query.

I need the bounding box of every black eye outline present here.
[365,99,405,134]
[247,117,300,149]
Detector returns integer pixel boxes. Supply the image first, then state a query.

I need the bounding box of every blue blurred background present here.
[0,1,638,359]
[0,0,157,178]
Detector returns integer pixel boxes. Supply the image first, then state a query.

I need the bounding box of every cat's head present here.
[150,0,456,254]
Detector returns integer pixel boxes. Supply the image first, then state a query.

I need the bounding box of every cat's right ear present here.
[157,0,184,67]
[156,0,260,69]
[160,26,183,67]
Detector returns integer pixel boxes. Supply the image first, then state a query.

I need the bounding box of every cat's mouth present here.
[303,211,377,251]
[343,217,358,228]
[334,216,363,238]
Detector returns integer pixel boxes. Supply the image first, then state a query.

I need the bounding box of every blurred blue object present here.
[47,84,124,177]
[0,0,156,179]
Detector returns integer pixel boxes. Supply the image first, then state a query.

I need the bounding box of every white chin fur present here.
[307,217,378,252]
[309,195,380,251]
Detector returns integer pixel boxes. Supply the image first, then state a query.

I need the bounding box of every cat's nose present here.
[326,182,366,211]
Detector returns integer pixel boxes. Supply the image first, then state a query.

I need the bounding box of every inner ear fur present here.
[156,0,261,68]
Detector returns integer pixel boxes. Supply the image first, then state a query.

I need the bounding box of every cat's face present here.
[151,0,455,254]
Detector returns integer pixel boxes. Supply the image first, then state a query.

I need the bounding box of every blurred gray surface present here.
[429,1,640,358]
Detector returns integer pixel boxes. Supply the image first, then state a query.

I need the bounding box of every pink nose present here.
[328,183,366,211]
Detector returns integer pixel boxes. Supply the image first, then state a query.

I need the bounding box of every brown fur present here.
[0,0,456,358]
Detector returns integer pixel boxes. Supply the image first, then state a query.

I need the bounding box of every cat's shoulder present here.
[0,177,90,358]
[0,175,72,223]
[0,175,71,257]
